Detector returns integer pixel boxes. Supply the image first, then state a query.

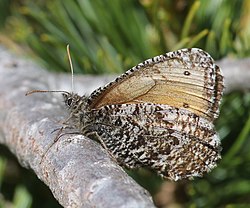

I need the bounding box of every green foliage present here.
[3,0,160,73]
[0,0,11,29]
[0,157,6,187]
[13,186,32,208]
[0,0,250,207]
[195,0,250,58]
[0,157,32,208]
[188,92,250,207]
[2,0,248,74]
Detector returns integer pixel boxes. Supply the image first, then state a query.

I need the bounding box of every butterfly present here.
[27,48,223,181]
[58,48,224,181]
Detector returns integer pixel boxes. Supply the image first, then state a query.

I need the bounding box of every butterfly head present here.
[62,92,88,112]
[63,92,80,109]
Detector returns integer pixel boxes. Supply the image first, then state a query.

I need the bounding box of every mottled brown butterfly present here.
[28,47,224,181]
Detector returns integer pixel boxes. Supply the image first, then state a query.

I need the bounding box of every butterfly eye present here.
[67,98,73,106]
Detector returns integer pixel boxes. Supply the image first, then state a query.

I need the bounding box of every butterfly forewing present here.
[87,48,223,122]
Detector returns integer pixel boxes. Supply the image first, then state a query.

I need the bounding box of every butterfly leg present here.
[40,126,82,164]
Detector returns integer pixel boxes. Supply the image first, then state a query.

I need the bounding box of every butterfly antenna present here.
[26,45,73,96]
[25,90,69,96]
[67,44,74,92]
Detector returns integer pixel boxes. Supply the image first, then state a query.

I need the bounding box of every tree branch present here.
[217,57,250,93]
[0,46,155,208]
[0,46,249,207]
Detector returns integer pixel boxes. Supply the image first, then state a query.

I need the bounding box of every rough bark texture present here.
[0,46,249,207]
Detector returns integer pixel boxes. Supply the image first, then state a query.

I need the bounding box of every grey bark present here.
[0,46,155,208]
[217,57,250,93]
[0,46,249,207]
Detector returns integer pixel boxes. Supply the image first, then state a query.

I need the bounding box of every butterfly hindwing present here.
[87,103,221,180]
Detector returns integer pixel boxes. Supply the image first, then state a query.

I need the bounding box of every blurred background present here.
[0,0,250,207]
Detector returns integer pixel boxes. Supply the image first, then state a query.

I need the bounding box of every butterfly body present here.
[62,48,223,181]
